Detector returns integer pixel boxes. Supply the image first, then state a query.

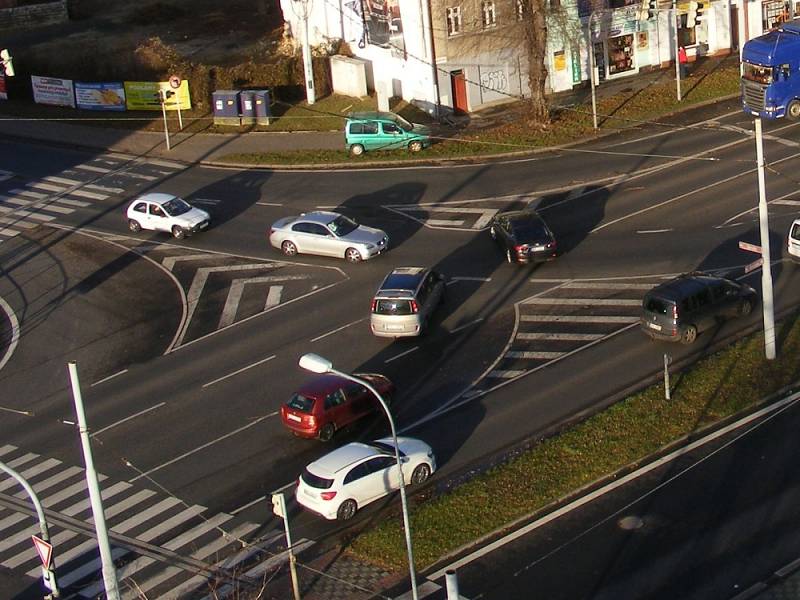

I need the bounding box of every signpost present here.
[32,535,58,598]
[168,75,183,129]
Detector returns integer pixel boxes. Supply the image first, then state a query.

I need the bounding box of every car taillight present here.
[547,240,557,249]
[410,300,419,313]
[320,491,337,501]
[671,305,678,320]
[308,415,316,426]
[515,244,528,254]
[371,299,377,312]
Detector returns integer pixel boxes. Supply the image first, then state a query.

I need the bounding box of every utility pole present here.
[753,118,777,359]
[673,0,682,101]
[292,0,316,105]
[586,10,598,130]
[68,362,121,600]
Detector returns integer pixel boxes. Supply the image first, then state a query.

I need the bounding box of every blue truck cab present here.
[742,20,800,120]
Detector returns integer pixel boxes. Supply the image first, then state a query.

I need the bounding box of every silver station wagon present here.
[269,211,388,263]
[370,267,446,337]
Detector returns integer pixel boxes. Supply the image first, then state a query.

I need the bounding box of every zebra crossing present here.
[0,155,185,243]
[482,280,656,381]
[0,443,304,599]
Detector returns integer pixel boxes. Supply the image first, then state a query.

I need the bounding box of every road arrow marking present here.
[162,254,223,271]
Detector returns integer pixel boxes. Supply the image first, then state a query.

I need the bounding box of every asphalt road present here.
[3,98,800,598]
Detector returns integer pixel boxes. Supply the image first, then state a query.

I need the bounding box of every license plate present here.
[532,245,545,251]
[303,488,314,497]
[287,414,301,422]
[385,324,404,331]
[647,322,662,331]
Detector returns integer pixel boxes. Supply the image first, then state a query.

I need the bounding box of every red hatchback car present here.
[280,373,395,442]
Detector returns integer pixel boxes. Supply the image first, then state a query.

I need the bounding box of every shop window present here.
[446,6,462,35]
[607,33,635,75]
[763,0,791,30]
[677,13,696,47]
[482,1,496,27]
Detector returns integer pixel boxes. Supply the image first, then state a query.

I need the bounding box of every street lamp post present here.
[298,353,419,600]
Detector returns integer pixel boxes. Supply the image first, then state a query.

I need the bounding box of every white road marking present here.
[191,198,220,205]
[84,183,125,194]
[520,315,639,323]
[42,175,81,185]
[63,188,108,201]
[90,368,129,386]
[161,253,220,271]
[0,227,22,236]
[0,206,55,221]
[0,170,13,182]
[146,158,185,169]
[506,350,565,359]
[0,195,73,214]
[428,218,465,226]
[0,406,31,416]
[219,276,303,328]
[385,346,419,363]
[256,201,283,206]
[311,317,367,342]
[129,414,272,481]
[451,276,492,282]
[75,164,113,173]
[522,297,641,306]
[516,332,604,341]
[90,403,166,438]
[560,282,654,289]
[722,187,800,225]
[772,199,800,206]
[230,495,266,515]
[637,228,673,234]
[452,318,484,333]
[202,356,277,388]
[265,285,283,309]
[0,216,35,228]
[488,369,526,378]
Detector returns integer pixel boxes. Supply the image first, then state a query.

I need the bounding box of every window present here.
[133,202,147,213]
[516,0,524,20]
[446,6,462,35]
[383,123,401,134]
[324,389,347,410]
[482,1,496,27]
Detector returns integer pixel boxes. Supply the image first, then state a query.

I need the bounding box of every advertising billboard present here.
[124,80,191,111]
[74,82,126,111]
[31,76,75,108]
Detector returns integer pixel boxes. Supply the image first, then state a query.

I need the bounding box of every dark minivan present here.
[640,272,757,344]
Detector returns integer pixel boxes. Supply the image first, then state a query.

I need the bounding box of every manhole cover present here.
[618,515,645,530]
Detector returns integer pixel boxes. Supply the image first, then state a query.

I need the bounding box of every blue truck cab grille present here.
[742,80,766,111]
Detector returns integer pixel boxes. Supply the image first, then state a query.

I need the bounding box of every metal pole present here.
[663,353,671,400]
[68,362,121,600]
[300,0,316,105]
[160,91,171,151]
[445,569,460,599]
[587,11,598,130]
[0,461,60,598]
[273,493,301,600]
[327,367,418,600]
[674,2,682,101]
[754,117,777,359]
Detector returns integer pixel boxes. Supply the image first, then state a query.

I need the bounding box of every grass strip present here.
[348,311,800,570]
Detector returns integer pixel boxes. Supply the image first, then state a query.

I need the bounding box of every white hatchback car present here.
[269,211,388,263]
[789,218,800,260]
[296,437,436,521]
[126,193,210,240]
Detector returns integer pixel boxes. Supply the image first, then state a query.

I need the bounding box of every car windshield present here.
[391,115,414,132]
[286,394,315,412]
[742,62,774,85]
[512,218,548,242]
[301,468,333,489]
[328,215,359,237]
[645,297,672,315]
[367,441,406,457]
[162,197,192,217]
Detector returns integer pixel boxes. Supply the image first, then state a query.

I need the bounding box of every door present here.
[323,388,349,429]
[730,7,739,51]
[789,221,800,257]
[147,203,170,232]
[381,122,405,150]
[451,70,468,114]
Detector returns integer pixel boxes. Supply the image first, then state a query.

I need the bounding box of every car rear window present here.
[374,299,413,315]
[644,296,672,315]
[301,468,333,489]
[286,394,314,412]
[512,218,548,240]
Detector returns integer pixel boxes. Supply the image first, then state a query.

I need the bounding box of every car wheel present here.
[350,144,365,157]
[281,240,298,257]
[680,325,698,345]
[172,226,185,240]
[337,499,358,521]
[411,463,431,485]
[345,247,362,263]
[409,140,423,153]
[128,219,141,233]
[740,299,753,317]
[506,248,513,263]
[318,423,335,442]
[788,100,800,121]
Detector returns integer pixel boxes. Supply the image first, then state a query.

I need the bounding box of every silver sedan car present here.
[269,211,389,263]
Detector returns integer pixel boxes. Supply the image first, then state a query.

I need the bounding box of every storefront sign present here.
[124,80,191,111]
[75,82,126,111]
[31,76,75,107]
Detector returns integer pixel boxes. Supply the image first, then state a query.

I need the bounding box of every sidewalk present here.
[0,54,736,168]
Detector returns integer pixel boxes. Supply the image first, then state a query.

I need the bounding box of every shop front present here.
[587,6,642,81]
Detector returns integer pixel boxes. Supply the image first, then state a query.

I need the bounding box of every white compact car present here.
[126,193,210,240]
[269,211,388,263]
[789,218,800,260]
[296,437,436,521]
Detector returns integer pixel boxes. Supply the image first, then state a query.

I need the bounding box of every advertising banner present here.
[31,76,75,107]
[0,75,6,100]
[75,82,126,111]
[124,80,191,111]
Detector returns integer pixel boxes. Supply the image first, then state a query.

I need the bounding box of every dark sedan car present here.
[489,209,557,263]
[280,373,395,441]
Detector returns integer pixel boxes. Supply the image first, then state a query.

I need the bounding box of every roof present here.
[309,442,383,477]
[296,374,348,399]
[647,273,725,300]
[296,211,338,224]
[347,111,402,121]
[378,267,426,293]
[134,192,179,205]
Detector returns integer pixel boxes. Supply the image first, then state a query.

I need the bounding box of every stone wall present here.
[0,0,68,30]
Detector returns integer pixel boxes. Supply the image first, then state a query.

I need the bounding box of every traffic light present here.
[0,49,14,77]
[694,0,706,24]
[687,1,698,25]
[647,0,657,19]
[164,90,175,100]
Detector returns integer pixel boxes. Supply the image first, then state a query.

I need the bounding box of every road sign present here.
[31,535,52,569]
[739,241,762,254]
[745,257,764,273]
[169,75,181,89]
